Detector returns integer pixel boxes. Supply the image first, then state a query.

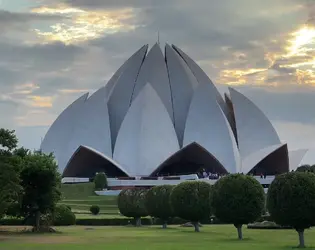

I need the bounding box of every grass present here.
[59,183,119,216]
[0,225,315,249]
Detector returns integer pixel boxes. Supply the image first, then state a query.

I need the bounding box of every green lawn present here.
[59,183,119,215]
[1,225,314,249]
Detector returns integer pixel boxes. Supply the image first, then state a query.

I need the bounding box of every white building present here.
[41,43,307,178]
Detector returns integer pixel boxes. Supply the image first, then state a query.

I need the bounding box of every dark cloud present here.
[0,10,67,32]
[0,42,85,71]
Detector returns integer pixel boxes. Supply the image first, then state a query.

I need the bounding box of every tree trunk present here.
[193,222,200,232]
[162,220,167,229]
[297,229,305,248]
[34,211,41,232]
[234,224,243,240]
[135,217,141,227]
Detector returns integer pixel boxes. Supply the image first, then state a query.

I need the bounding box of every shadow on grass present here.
[0,228,65,236]
[280,246,315,249]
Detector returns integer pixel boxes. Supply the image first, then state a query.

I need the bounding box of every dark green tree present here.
[145,185,174,229]
[94,172,108,190]
[19,151,61,231]
[296,165,311,173]
[267,172,315,248]
[0,128,18,152]
[0,162,21,218]
[212,174,265,240]
[170,181,212,232]
[117,188,148,226]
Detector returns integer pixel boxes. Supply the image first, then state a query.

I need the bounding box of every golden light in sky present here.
[287,26,315,56]
[31,5,137,44]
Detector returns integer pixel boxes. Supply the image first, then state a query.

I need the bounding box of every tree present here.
[94,172,108,190]
[212,174,265,240]
[117,188,148,226]
[145,185,174,229]
[170,181,212,232]
[0,162,21,218]
[296,165,311,173]
[267,172,315,248]
[19,151,61,231]
[0,128,18,152]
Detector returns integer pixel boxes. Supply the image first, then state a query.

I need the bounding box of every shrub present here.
[212,174,265,240]
[145,185,174,229]
[90,205,100,215]
[66,205,72,211]
[117,188,148,226]
[94,172,108,190]
[170,181,212,232]
[267,172,315,248]
[53,205,76,226]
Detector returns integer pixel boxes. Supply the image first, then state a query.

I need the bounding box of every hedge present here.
[0,215,269,226]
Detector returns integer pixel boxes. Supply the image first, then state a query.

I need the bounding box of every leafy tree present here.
[117,188,148,226]
[94,172,108,190]
[145,185,174,229]
[296,165,312,173]
[90,205,100,215]
[212,174,265,240]
[170,181,212,232]
[267,172,315,248]
[0,162,21,218]
[0,128,18,152]
[19,151,61,231]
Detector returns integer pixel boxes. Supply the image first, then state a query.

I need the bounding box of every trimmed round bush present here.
[170,181,212,232]
[212,174,265,240]
[90,205,100,215]
[53,205,76,226]
[117,188,148,226]
[94,172,108,190]
[145,185,174,229]
[267,172,315,248]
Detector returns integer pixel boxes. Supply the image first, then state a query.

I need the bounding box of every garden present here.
[1,128,315,249]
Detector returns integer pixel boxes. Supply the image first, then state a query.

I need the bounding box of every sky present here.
[1,0,315,164]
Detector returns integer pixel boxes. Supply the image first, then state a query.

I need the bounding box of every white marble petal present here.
[289,149,308,171]
[241,144,285,174]
[107,45,148,149]
[165,43,198,146]
[64,87,112,169]
[184,84,240,173]
[113,84,180,176]
[172,44,227,116]
[132,43,173,121]
[40,93,89,173]
[229,87,281,159]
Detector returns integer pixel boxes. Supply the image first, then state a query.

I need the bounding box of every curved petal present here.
[184,84,240,173]
[40,93,89,173]
[289,149,308,171]
[165,43,198,146]
[172,44,227,116]
[113,84,180,176]
[107,45,148,149]
[150,142,229,176]
[242,144,289,175]
[105,46,147,100]
[63,145,130,178]
[229,87,281,159]
[65,87,112,166]
[224,93,238,143]
[132,43,173,121]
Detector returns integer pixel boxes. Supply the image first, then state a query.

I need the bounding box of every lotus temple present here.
[40,43,307,187]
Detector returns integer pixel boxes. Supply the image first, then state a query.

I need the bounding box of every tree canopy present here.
[212,174,265,239]
[170,181,212,232]
[145,185,174,228]
[19,151,61,231]
[267,172,315,248]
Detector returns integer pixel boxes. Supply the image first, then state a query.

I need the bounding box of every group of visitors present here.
[200,169,221,180]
